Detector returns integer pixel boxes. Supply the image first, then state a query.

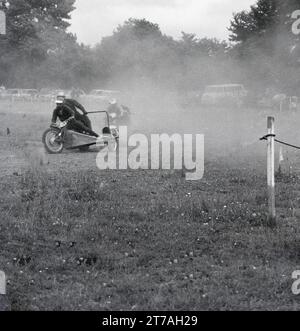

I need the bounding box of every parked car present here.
[2,88,39,101]
[39,89,68,102]
[3,89,20,99]
[21,89,39,101]
[82,89,121,108]
[86,89,120,100]
[2,89,23,101]
[64,89,86,99]
[39,88,86,102]
[38,88,56,102]
[201,84,247,107]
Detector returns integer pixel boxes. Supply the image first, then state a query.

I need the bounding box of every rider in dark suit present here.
[52,94,98,137]
[63,97,92,130]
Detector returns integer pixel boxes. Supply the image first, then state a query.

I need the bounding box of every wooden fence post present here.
[0,270,5,295]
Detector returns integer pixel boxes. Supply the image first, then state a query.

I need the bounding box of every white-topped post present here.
[267,117,276,226]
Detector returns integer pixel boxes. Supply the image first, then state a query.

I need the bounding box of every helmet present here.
[109,99,117,105]
[56,91,66,104]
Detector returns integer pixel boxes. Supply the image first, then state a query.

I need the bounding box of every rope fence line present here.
[260,134,300,150]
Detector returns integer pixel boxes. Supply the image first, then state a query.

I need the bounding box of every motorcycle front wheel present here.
[42,128,64,154]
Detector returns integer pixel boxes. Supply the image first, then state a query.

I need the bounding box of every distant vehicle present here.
[201,84,247,107]
[86,89,120,101]
[38,88,57,102]
[38,89,86,102]
[82,89,121,108]
[2,88,39,101]
[21,89,39,101]
[4,89,21,99]
[64,89,86,99]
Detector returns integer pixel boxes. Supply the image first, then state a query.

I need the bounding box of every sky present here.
[69,0,256,45]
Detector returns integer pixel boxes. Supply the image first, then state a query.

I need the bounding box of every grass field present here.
[1,100,300,310]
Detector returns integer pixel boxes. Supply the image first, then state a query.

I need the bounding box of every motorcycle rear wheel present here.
[43,128,64,154]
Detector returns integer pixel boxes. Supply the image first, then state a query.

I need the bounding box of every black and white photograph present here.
[1,0,300,315]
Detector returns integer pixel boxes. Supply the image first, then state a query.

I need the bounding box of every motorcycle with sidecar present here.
[42,111,119,154]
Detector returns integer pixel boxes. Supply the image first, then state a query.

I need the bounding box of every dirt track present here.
[3,101,300,310]
[2,99,300,176]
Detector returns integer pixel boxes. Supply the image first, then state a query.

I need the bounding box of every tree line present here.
[0,0,300,98]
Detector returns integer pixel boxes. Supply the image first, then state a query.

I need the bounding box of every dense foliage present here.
[0,0,300,95]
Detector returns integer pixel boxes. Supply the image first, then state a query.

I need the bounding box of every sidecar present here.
[43,111,119,154]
